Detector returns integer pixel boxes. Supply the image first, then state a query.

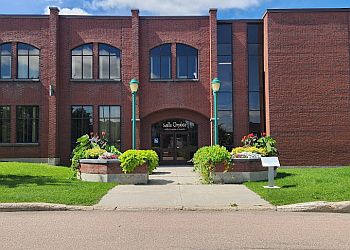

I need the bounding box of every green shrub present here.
[192,145,231,184]
[119,150,159,174]
[139,150,159,174]
[84,148,107,159]
[231,146,267,157]
[70,135,92,175]
[256,136,278,156]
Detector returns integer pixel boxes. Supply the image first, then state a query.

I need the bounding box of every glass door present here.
[161,132,175,161]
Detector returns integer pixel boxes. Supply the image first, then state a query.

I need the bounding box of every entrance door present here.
[160,132,189,164]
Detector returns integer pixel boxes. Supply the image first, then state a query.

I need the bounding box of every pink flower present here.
[101,131,106,137]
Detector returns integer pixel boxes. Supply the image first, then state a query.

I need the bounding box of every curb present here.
[0,203,93,212]
[276,201,350,213]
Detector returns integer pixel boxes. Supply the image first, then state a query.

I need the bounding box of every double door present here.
[160,132,189,164]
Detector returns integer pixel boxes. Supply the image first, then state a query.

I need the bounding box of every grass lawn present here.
[244,167,350,206]
[0,162,116,206]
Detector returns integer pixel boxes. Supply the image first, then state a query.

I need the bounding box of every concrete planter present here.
[78,159,148,184]
[212,158,270,184]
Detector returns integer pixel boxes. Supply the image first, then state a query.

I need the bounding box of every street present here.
[1,210,350,249]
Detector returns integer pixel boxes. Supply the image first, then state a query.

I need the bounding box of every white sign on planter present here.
[261,157,280,189]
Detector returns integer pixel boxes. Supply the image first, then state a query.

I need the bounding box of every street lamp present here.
[211,78,221,145]
[129,78,139,149]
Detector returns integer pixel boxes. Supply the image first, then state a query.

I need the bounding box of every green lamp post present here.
[129,78,139,149]
[211,78,221,145]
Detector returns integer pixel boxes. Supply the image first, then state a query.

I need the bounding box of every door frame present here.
[159,131,189,165]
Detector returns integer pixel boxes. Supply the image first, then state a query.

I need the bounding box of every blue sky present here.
[0,0,349,19]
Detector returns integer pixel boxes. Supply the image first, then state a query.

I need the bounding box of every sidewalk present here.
[96,166,272,210]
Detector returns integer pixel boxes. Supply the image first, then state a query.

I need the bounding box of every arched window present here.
[17,43,39,79]
[150,44,171,80]
[176,44,198,79]
[72,44,93,79]
[99,44,121,80]
[0,43,11,79]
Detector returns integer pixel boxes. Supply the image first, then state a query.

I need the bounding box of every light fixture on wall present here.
[49,84,55,96]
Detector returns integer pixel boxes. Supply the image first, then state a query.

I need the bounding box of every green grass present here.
[0,162,116,206]
[244,167,350,206]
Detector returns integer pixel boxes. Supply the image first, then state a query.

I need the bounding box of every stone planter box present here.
[78,159,148,184]
[212,158,275,184]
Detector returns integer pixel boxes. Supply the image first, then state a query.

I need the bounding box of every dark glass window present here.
[0,43,11,79]
[99,106,121,148]
[150,44,171,80]
[248,23,264,134]
[0,106,10,143]
[99,44,121,80]
[16,106,39,143]
[176,44,198,79]
[217,23,233,149]
[71,105,93,146]
[72,44,93,79]
[17,43,39,79]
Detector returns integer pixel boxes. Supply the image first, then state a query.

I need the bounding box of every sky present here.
[0,0,349,19]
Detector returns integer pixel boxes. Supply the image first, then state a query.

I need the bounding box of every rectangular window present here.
[0,43,11,79]
[0,106,10,143]
[99,106,121,148]
[71,105,93,146]
[16,106,39,143]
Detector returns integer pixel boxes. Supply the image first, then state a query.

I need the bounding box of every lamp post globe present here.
[211,78,221,145]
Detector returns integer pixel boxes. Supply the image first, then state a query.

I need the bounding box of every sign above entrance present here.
[162,121,188,131]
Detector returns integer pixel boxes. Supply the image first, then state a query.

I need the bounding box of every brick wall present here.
[264,10,350,165]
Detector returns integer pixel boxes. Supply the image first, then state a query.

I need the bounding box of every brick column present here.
[233,22,249,146]
[131,9,141,149]
[48,7,60,165]
[209,8,218,145]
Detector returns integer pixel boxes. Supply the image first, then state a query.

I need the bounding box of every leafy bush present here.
[256,136,278,156]
[232,146,267,157]
[192,145,231,184]
[139,150,159,174]
[118,150,159,174]
[71,135,92,174]
[85,148,107,159]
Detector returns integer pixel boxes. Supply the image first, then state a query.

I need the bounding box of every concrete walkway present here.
[97,166,272,210]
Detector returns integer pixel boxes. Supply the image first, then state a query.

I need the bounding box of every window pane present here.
[71,105,93,146]
[18,55,28,78]
[29,56,39,79]
[218,92,232,110]
[29,47,39,55]
[218,44,232,56]
[218,24,232,44]
[110,118,120,144]
[187,56,197,79]
[83,56,92,79]
[110,55,120,79]
[150,55,160,79]
[99,118,108,135]
[249,92,260,110]
[72,47,82,55]
[249,110,261,123]
[218,63,232,83]
[72,56,82,79]
[151,46,161,56]
[99,44,110,55]
[1,55,11,79]
[16,106,39,143]
[218,111,233,133]
[99,106,109,118]
[177,56,187,78]
[18,44,28,55]
[1,44,11,55]
[99,56,109,79]
[248,24,262,44]
[218,55,232,64]
[248,44,262,56]
[83,106,93,119]
[248,56,260,91]
[110,106,120,118]
[82,44,93,55]
[0,106,10,143]
[176,44,187,56]
[160,55,171,79]
[161,44,171,56]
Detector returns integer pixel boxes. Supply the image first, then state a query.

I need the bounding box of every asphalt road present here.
[1,210,350,249]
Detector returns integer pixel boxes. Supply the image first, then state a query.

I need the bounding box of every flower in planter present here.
[236,152,261,159]
[99,152,118,160]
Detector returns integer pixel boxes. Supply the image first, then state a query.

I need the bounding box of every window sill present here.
[0,79,40,83]
[70,79,121,83]
[0,143,39,147]
[150,79,199,83]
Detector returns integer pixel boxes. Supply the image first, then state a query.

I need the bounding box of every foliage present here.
[139,150,159,174]
[192,145,231,184]
[118,150,159,174]
[84,147,107,159]
[0,162,116,205]
[90,132,122,155]
[241,133,259,146]
[245,167,350,205]
[70,135,92,175]
[256,136,278,156]
[118,150,146,174]
[232,146,267,157]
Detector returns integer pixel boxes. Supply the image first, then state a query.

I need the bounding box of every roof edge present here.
[262,8,350,18]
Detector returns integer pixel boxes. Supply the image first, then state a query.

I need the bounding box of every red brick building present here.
[0,7,349,166]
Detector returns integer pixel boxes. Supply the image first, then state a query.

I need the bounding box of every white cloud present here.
[86,0,263,15]
[44,6,90,15]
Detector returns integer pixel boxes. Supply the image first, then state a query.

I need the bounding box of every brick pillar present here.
[48,7,60,165]
[233,22,249,146]
[209,8,218,145]
[131,9,141,149]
